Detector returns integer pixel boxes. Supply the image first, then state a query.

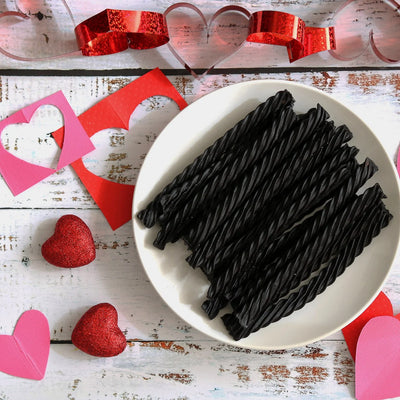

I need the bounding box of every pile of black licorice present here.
[137,90,391,341]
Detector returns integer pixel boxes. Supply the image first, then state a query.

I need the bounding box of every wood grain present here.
[0,0,399,398]
[0,341,355,399]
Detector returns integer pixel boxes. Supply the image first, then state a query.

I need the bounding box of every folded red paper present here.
[52,68,187,230]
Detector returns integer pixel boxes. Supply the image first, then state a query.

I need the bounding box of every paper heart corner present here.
[0,310,50,380]
[355,315,400,400]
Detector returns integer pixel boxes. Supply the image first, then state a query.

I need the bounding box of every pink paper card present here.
[0,91,95,195]
[0,310,50,380]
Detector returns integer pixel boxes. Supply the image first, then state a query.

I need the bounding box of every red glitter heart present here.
[41,215,96,268]
[71,303,127,357]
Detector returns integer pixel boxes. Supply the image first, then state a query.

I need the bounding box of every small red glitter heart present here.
[41,214,96,268]
[71,303,127,357]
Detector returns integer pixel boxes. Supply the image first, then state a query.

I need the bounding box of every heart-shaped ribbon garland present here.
[164,4,250,78]
[74,9,169,56]
[1,1,399,73]
[75,6,335,68]
[330,0,400,63]
[0,1,336,73]
[0,0,79,61]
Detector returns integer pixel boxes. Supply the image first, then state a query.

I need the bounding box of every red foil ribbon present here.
[248,11,336,62]
[75,7,335,62]
[75,9,169,56]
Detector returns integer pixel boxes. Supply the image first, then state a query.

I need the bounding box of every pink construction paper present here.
[0,310,50,380]
[0,91,95,195]
[356,316,400,400]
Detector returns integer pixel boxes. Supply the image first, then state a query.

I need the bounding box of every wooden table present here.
[0,0,399,398]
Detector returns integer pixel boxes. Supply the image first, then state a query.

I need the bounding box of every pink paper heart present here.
[0,310,50,380]
[165,3,250,78]
[356,316,400,400]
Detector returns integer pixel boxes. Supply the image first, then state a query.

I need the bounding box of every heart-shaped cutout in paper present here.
[82,98,182,187]
[0,0,78,60]
[52,68,187,230]
[330,0,400,62]
[1,104,63,170]
[165,4,250,78]
[0,310,50,380]
[41,214,96,268]
[356,316,400,400]
[0,91,95,196]
[72,303,126,357]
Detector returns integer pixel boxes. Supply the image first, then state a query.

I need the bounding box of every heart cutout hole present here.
[82,96,182,185]
[1,104,64,169]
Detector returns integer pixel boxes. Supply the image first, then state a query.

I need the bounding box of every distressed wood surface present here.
[2,71,400,400]
[0,0,400,399]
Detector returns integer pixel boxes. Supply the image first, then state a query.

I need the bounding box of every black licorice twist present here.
[184,123,353,248]
[183,106,331,263]
[203,183,385,318]
[223,207,392,340]
[232,201,388,326]
[153,105,329,249]
[198,158,377,278]
[158,107,298,222]
[137,90,294,228]
[190,144,358,268]
[231,183,385,299]
[198,161,354,277]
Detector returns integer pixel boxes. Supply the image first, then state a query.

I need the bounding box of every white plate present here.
[132,80,400,350]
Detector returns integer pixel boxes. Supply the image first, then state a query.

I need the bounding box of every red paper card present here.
[52,68,187,230]
[342,291,397,361]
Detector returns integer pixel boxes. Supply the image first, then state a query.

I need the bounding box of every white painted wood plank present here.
[0,341,355,400]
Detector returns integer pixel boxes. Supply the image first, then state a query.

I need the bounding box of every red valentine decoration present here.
[74,5,335,63]
[71,303,127,357]
[41,215,96,268]
[52,68,187,230]
[342,291,400,360]
[75,9,169,56]
[247,11,335,62]
[1,1,399,68]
